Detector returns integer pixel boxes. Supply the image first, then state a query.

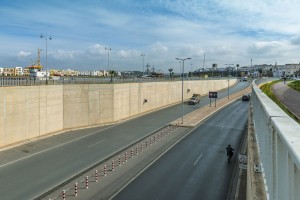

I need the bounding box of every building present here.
[284,64,299,77]
[14,67,23,76]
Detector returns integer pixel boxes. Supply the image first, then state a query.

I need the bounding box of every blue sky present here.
[1,0,300,73]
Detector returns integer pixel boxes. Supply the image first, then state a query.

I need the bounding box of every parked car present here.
[242,94,250,101]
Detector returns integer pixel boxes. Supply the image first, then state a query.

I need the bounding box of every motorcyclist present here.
[226,144,234,162]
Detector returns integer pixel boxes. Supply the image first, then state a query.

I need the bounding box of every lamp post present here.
[225,64,234,99]
[176,57,191,124]
[141,54,145,77]
[105,47,111,71]
[40,34,52,84]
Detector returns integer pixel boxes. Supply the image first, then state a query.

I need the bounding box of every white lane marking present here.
[220,125,224,131]
[194,153,203,166]
[147,119,154,123]
[0,126,113,169]
[88,140,105,148]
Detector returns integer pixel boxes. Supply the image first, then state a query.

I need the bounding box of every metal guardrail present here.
[252,81,300,200]
[0,76,233,86]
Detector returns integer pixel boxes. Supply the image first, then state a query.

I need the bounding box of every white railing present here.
[252,81,300,200]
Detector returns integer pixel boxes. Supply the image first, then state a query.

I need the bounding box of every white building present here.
[284,64,299,77]
[15,67,23,76]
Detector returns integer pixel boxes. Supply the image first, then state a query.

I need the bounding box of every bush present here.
[288,80,300,92]
[260,80,299,123]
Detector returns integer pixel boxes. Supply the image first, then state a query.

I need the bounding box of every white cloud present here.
[2,0,300,70]
[17,51,31,57]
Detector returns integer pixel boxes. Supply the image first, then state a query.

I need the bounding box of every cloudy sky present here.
[1,0,300,73]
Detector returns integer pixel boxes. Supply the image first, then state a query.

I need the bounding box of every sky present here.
[1,0,300,73]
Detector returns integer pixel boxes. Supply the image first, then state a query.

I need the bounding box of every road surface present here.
[111,100,248,200]
[0,81,249,200]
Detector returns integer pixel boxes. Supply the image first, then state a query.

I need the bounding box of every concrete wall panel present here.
[3,88,28,144]
[0,79,236,148]
[63,85,89,129]
[0,88,4,146]
[98,84,114,124]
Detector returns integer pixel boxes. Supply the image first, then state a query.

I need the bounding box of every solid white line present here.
[220,125,224,131]
[194,153,203,166]
[88,140,105,148]
[147,119,154,123]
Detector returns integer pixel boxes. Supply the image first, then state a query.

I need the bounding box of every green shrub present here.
[260,80,300,123]
[288,80,300,92]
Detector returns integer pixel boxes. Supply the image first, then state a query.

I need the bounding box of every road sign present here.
[209,91,218,98]
[239,163,247,169]
[238,154,247,164]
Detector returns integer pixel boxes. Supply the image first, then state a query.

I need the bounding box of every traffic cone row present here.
[55,125,179,200]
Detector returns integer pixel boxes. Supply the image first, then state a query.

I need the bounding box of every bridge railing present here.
[0,76,233,86]
[252,81,300,200]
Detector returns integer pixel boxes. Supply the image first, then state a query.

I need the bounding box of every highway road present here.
[0,81,249,200]
[111,100,248,200]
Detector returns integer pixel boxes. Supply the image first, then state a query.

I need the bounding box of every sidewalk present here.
[272,81,300,120]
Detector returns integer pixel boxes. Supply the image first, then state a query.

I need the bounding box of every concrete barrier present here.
[251,81,300,200]
[0,79,236,148]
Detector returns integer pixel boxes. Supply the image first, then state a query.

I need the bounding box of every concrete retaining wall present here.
[0,79,236,148]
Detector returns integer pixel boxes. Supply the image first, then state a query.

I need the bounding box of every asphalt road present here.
[0,81,249,200]
[111,100,248,200]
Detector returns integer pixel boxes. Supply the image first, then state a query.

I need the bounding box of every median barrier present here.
[44,125,181,199]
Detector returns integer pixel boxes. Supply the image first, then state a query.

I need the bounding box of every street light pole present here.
[176,57,191,124]
[225,64,234,99]
[40,34,52,84]
[141,54,145,77]
[105,47,111,71]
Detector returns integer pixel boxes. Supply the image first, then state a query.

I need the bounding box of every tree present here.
[258,68,263,78]
[168,68,173,79]
[109,70,116,82]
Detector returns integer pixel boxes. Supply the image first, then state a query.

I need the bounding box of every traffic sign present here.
[209,91,218,98]
[238,154,247,164]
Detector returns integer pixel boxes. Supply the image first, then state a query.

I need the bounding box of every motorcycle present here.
[227,153,233,163]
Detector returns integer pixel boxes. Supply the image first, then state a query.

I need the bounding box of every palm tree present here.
[168,68,173,79]
[109,70,116,82]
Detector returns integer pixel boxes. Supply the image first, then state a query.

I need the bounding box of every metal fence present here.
[0,76,230,87]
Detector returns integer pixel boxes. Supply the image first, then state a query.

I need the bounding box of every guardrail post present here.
[75,182,78,196]
[112,160,115,171]
[85,176,89,189]
[95,170,98,182]
[62,190,65,200]
[141,143,143,152]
